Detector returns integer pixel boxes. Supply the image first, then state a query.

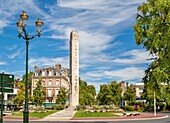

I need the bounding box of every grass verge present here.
[74,111,121,118]
[11,110,59,118]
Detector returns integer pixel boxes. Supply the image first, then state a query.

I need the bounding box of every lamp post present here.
[16,10,43,123]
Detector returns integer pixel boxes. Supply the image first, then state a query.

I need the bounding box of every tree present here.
[13,72,34,106]
[33,79,46,106]
[123,83,136,105]
[133,0,170,84]
[134,0,170,108]
[97,84,110,105]
[97,81,122,105]
[79,79,96,105]
[56,87,67,105]
[20,71,33,89]
[13,82,25,106]
[109,81,122,106]
[13,90,25,106]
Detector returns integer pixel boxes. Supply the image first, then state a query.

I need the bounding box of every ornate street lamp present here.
[16,10,43,123]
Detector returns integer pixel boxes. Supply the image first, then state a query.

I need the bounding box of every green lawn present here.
[74,111,120,118]
[11,110,59,118]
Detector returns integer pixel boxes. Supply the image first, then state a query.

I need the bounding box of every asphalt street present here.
[4,112,170,123]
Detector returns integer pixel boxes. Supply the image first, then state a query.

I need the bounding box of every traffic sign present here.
[0,87,13,93]
[0,73,14,93]
[3,74,14,83]
[0,82,14,88]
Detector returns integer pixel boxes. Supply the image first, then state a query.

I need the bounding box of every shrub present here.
[121,106,134,111]
[76,105,86,110]
[52,104,64,110]
[144,104,153,112]
[157,102,166,111]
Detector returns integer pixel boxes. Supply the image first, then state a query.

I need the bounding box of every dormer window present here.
[39,71,42,76]
[46,71,49,76]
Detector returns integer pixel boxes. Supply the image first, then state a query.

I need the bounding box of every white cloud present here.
[28,57,69,68]
[57,0,145,10]
[0,0,50,34]
[81,66,145,93]
[112,49,151,64]
[7,49,21,59]
[0,62,7,65]
[104,67,145,81]
[82,67,145,82]
[6,44,18,50]
[0,20,8,34]
[42,0,145,70]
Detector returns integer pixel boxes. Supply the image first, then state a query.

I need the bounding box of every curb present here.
[70,114,169,122]
[3,114,169,122]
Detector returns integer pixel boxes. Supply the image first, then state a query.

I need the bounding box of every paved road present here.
[4,112,170,123]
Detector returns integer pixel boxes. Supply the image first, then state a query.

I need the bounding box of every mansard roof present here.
[32,64,70,77]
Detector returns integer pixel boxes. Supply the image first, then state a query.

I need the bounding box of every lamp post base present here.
[23,110,29,123]
[0,118,3,123]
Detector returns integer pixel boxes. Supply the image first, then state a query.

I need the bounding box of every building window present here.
[49,80,52,86]
[48,89,52,97]
[49,71,53,76]
[34,80,37,87]
[139,87,143,91]
[35,72,38,76]
[42,80,45,86]
[42,71,45,76]
[56,80,59,86]
[55,89,59,96]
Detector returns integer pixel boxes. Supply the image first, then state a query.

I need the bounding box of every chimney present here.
[55,64,61,69]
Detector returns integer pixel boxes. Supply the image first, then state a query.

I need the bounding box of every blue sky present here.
[0,0,149,92]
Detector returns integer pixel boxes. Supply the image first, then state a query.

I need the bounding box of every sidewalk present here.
[40,108,76,121]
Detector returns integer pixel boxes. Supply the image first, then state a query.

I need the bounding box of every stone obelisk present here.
[69,31,79,107]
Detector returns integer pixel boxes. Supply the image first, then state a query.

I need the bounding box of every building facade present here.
[31,64,69,103]
[131,83,146,102]
[69,31,79,107]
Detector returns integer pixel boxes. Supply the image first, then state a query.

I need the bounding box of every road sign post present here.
[0,72,4,123]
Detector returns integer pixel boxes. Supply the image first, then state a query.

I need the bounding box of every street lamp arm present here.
[19,29,41,40]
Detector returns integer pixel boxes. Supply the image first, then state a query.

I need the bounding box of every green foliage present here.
[121,106,134,111]
[20,72,33,89]
[96,81,122,105]
[79,79,96,105]
[52,104,65,110]
[97,84,111,105]
[157,102,166,111]
[56,87,67,105]
[76,105,86,111]
[33,79,46,106]
[74,111,118,118]
[13,90,25,106]
[134,0,170,108]
[13,82,26,106]
[123,83,136,105]
[13,72,34,106]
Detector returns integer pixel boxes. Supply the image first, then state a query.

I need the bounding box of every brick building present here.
[31,64,69,103]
